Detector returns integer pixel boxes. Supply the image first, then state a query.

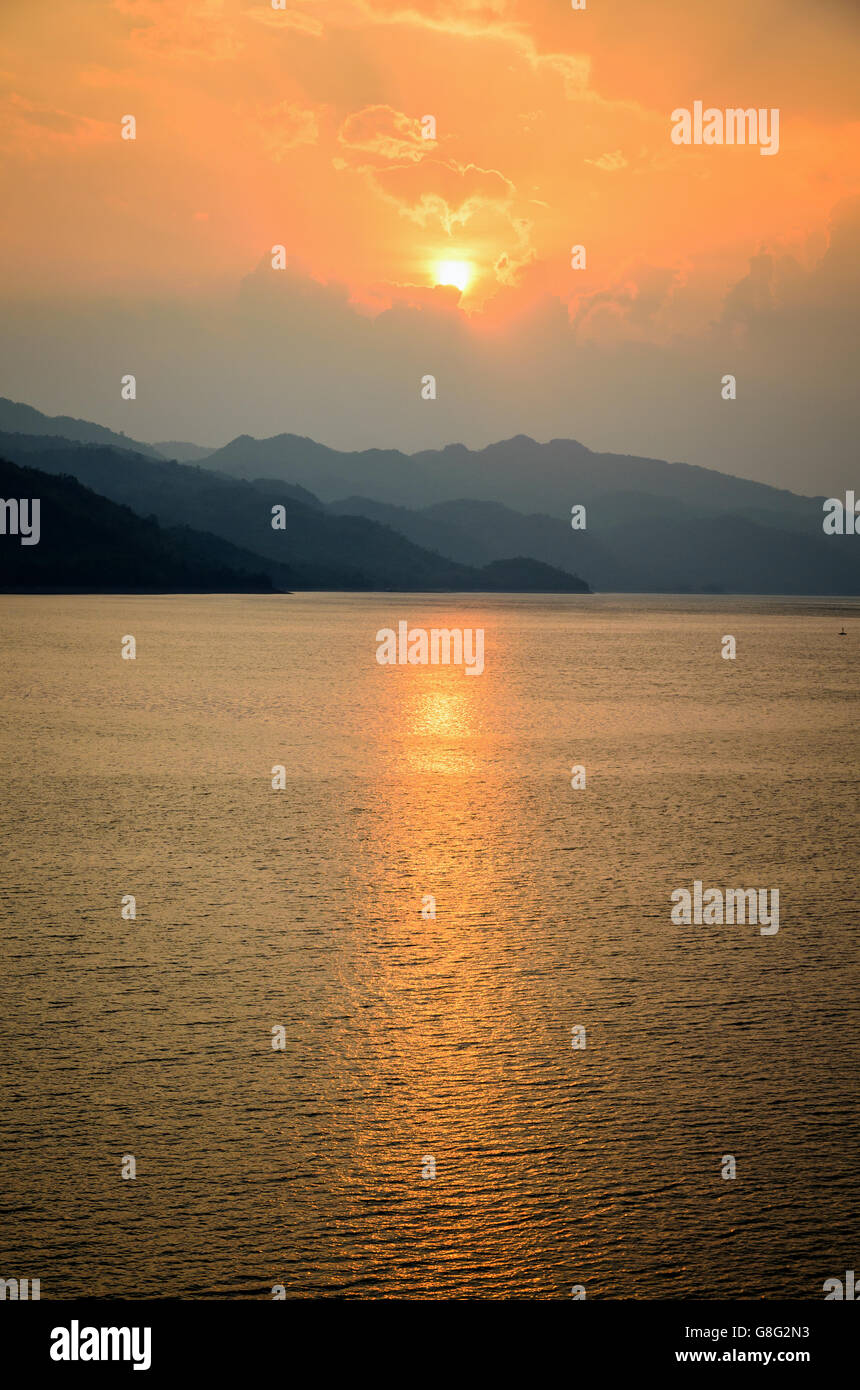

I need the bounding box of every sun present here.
[434,259,473,293]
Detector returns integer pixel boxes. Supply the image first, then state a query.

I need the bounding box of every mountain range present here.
[0,432,589,593]
[0,397,855,594]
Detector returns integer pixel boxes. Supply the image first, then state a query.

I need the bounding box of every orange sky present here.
[0,0,858,487]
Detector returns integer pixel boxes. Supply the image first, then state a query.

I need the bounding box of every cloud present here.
[365,158,516,231]
[3,205,856,498]
[338,105,430,163]
[721,250,775,325]
[254,101,321,158]
[586,150,628,173]
[114,0,243,59]
[259,7,325,38]
[719,196,860,354]
[0,93,113,150]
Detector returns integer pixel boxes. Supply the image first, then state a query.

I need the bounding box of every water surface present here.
[0,593,857,1298]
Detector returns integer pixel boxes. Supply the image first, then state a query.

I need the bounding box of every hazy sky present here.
[1,0,858,492]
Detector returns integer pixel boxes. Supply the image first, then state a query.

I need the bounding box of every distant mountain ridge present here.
[199,429,821,529]
[0,397,166,460]
[193,425,858,593]
[0,431,590,593]
[154,440,218,462]
[0,399,218,466]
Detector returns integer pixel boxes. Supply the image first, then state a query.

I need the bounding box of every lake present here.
[0,593,857,1298]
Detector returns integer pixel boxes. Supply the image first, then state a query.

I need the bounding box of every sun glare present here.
[434,259,472,293]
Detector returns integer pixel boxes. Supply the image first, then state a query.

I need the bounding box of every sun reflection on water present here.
[402,681,481,774]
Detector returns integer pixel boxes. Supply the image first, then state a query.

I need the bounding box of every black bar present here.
[3,1299,854,1376]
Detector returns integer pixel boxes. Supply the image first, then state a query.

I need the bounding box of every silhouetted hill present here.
[478,557,589,592]
[0,435,590,593]
[0,397,165,459]
[0,457,282,593]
